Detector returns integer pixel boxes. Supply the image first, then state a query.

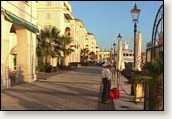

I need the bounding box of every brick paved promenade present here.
[113,75,144,110]
[1,66,115,110]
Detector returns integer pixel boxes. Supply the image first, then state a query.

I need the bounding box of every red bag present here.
[109,88,121,99]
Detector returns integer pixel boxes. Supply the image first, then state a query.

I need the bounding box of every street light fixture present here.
[113,42,116,67]
[110,47,113,62]
[131,3,141,70]
[117,33,122,40]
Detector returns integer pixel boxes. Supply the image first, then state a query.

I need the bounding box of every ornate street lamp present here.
[117,33,122,39]
[116,33,122,68]
[116,33,122,89]
[131,3,141,70]
[113,42,116,68]
[110,47,113,62]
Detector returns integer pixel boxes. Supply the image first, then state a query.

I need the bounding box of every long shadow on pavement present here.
[72,66,102,75]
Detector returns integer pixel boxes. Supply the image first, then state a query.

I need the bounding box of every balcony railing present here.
[64,8,73,20]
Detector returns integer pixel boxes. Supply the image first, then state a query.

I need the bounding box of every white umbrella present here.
[116,39,125,71]
[115,38,125,88]
[136,31,142,71]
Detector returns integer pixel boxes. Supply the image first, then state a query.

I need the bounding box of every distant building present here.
[120,41,134,63]
[98,49,111,63]
[86,32,97,53]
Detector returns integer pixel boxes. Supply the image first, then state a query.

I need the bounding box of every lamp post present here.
[110,47,113,63]
[117,33,122,42]
[116,33,122,89]
[113,42,116,68]
[116,33,122,70]
[131,3,141,70]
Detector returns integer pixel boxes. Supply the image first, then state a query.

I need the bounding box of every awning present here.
[3,10,39,33]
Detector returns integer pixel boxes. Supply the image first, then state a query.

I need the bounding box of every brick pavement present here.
[1,66,115,110]
[112,75,144,110]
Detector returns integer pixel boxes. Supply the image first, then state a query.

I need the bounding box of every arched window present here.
[65,27,71,36]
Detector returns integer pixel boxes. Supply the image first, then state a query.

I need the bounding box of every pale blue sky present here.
[70,1,163,51]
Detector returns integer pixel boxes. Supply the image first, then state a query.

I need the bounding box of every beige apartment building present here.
[98,49,111,63]
[37,1,99,65]
[68,18,87,63]
[37,1,74,34]
[1,1,39,89]
[86,32,97,53]
[75,19,88,50]
[37,1,74,66]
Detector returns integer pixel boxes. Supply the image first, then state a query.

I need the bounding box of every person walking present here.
[101,62,112,104]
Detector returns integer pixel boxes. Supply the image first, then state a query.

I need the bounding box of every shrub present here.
[37,63,46,72]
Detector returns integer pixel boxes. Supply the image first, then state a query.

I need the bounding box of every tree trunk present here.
[45,57,48,64]
[152,76,163,110]
[148,76,163,110]
[131,84,135,95]
[48,55,51,64]
[62,56,67,66]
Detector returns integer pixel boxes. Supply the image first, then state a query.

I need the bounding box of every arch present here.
[65,27,71,36]
[151,5,163,61]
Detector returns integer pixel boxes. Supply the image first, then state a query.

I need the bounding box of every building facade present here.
[86,32,97,53]
[98,49,111,63]
[37,1,99,66]
[121,41,134,63]
[37,1,73,34]
[1,1,39,89]
[146,31,163,62]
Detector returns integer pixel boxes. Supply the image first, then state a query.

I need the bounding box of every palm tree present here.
[80,48,89,64]
[58,35,74,66]
[131,52,163,110]
[37,26,61,63]
[89,51,97,61]
[36,26,61,72]
[36,35,45,71]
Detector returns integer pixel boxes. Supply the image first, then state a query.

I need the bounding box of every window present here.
[67,32,70,36]
[46,13,51,20]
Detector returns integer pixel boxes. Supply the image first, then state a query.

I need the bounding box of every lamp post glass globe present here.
[131,3,141,23]
[113,42,116,49]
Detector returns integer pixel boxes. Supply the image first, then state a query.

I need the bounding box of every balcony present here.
[64,1,73,20]
[64,9,73,20]
[64,1,72,11]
